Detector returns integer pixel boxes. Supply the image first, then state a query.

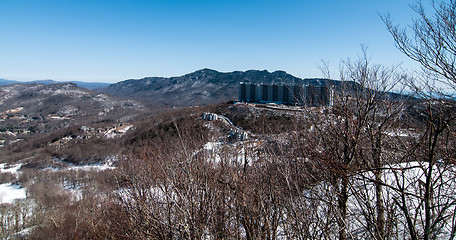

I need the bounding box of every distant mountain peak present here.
[272,70,288,74]
[198,68,217,73]
[184,68,219,77]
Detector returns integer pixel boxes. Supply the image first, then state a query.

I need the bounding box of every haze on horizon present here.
[0,0,422,83]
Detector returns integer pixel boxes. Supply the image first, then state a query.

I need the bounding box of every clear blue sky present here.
[0,0,421,83]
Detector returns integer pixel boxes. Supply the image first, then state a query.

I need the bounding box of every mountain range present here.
[0,79,110,90]
[2,69,407,108]
[96,69,339,107]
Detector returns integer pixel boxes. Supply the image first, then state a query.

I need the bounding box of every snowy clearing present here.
[0,183,26,204]
[0,163,22,174]
[67,163,116,171]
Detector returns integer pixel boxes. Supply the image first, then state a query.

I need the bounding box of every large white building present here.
[238,82,333,106]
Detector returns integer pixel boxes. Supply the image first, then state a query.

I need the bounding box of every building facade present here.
[238,82,333,106]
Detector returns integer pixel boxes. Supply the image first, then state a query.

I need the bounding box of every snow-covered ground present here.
[0,158,117,205]
[0,183,26,204]
[67,162,116,171]
[0,163,26,204]
[104,124,133,139]
[0,163,22,175]
[383,128,419,138]
[304,161,456,239]
[201,140,259,166]
[203,141,223,163]
[46,155,118,172]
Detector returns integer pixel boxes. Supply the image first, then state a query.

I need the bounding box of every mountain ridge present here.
[0,79,110,90]
[97,69,338,107]
[0,82,145,133]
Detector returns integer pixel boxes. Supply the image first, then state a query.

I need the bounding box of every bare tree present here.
[347,59,405,240]
[383,0,456,94]
[303,49,408,240]
[383,1,456,239]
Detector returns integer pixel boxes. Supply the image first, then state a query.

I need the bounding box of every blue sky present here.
[0,0,421,83]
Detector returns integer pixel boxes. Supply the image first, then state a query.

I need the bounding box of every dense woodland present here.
[1,0,456,239]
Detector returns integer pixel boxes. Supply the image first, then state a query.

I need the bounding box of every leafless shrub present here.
[0,172,15,184]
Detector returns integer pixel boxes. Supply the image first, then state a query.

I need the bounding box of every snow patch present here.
[203,141,222,151]
[104,124,133,139]
[203,141,223,163]
[384,129,417,137]
[0,183,26,204]
[67,163,115,172]
[0,163,22,175]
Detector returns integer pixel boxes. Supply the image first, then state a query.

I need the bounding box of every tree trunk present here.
[374,169,385,240]
[338,176,348,240]
[373,135,385,240]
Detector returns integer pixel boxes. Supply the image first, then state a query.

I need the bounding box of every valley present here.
[0,68,454,239]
